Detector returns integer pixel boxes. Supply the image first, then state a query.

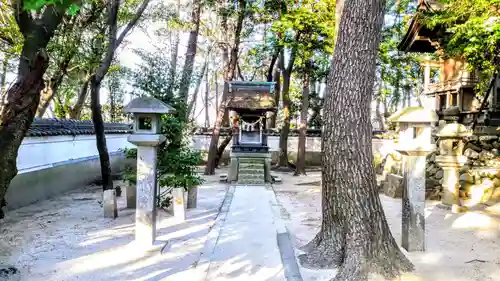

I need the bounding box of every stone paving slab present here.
[201,186,288,281]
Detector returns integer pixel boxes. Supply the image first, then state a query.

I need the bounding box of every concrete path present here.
[199,185,293,281]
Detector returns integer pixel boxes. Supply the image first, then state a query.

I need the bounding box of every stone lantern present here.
[124,96,173,246]
[389,106,438,252]
[435,123,471,210]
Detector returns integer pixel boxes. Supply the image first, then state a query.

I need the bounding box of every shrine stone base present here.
[229,152,272,184]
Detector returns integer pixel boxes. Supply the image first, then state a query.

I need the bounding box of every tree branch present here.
[114,0,152,51]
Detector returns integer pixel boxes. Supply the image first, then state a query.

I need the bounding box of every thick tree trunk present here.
[0,52,49,219]
[70,76,90,119]
[178,0,202,108]
[294,74,310,176]
[298,0,413,279]
[90,76,113,191]
[278,72,291,167]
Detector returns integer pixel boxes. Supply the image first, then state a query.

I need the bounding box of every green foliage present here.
[423,0,500,94]
[130,49,203,207]
[122,148,137,186]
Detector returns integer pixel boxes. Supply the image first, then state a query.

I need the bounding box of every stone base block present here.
[126,184,136,208]
[384,174,403,198]
[187,186,198,209]
[103,189,118,218]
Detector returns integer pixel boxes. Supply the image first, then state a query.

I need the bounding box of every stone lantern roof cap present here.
[124,96,174,114]
[437,123,472,137]
[388,106,438,124]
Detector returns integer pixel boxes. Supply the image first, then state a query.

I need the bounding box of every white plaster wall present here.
[189,135,322,152]
[18,134,135,174]
[190,135,393,153]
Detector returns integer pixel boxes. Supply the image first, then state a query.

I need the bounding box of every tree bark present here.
[0,52,49,219]
[166,0,181,98]
[277,42,298,168]
[186,58,208,118]
[298,0,413,279]
[36,56,71,117]
[69,76,90,119]
[0,2,66,218]
[178,0,202,108]
[294,73,310,176]
[0,55,9,105]
[205,0,246,175]
[90,77,113,190]
[91,0,152,193]
[204,62,210,127]
[269,53,282,128]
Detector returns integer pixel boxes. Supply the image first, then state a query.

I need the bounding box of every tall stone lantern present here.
[124,96,173,246]
[435,123,471,210]
[389,107,438,252]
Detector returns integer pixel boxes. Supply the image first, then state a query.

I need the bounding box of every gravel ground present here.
[0,169,228,281]
[273,171,500,281]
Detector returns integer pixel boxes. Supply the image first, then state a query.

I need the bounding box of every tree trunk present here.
[178,0,202,109]
[186,58,207,118]
[298,0,414,279]
[278,71,291,167]
[36,54,73,117]
[205,0,246,175]
[294,73,310,176]
[0,55,9,105]
[90,76,113,191]
[215,131,232,167]
[70,76,90,119]
[374,95,385,130]
[215,71,219,118]
[0,51,49,219]
[204,63,210,127]
[269,51,282,128]
[205,82,229,175]
[166,0,181,97]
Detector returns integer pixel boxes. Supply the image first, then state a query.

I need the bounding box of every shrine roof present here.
[227,81,276,111]
[397,0,443,53]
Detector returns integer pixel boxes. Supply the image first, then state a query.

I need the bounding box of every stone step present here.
[239,163,264,169]
[238,168,264,175]
[239,158,265,164]
[238,174,265,180]
[237,179,266,185]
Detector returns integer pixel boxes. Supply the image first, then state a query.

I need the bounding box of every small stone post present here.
[125,96,173,246]
[435,123,471,211]
[391,107,438,252]
[173,187,186,221]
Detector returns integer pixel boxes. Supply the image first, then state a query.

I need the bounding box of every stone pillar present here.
[398,150,430,251]
[435,123,471,210]
[390,106,438,252]
[173,187,186,221]
[135,145,159,246]
[228,152,239,182]
[103,189,118,218]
